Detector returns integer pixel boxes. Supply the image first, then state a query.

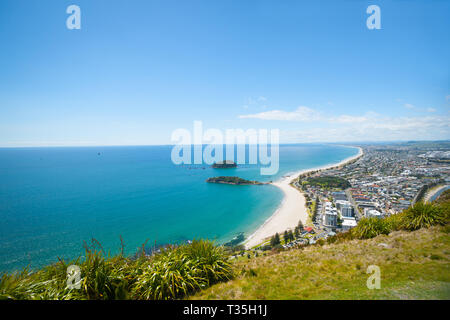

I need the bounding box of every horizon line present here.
[0,139,449,149]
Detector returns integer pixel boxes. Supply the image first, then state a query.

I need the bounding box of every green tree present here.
[270,233,281,246]
[297,220,304,231]
[283,231,289,244]
[288,230,294,242]
[294,227,300,239]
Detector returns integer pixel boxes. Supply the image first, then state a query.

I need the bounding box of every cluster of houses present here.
[302,144,450,234]
[319,191,357,232]
[281,226,334,249]
[252,143,450,252]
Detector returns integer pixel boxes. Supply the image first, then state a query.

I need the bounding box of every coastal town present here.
[244,141,450,251]
[295,142,450,245]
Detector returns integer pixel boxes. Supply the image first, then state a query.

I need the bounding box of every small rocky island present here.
[206,176,266,185]
[211,160,237,168]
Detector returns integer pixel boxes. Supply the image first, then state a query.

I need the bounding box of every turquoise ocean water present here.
[0,144,358,272]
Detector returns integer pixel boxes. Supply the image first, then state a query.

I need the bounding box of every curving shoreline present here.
[244,146,363,249]
[424,184,450,203]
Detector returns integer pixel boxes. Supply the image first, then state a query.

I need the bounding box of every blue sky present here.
[0,0,449,146]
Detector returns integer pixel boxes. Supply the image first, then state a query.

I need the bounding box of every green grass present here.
[191,225,450,300]
[191,197,450,300]
[348,200,448,240]
[401,202,447,231]
[351,217,390,239]
[0,240,233,300]
[384,211,406,232]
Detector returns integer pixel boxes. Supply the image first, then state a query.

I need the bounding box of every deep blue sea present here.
[0,144,358,272]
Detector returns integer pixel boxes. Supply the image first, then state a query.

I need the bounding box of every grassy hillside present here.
[192,225,450,299]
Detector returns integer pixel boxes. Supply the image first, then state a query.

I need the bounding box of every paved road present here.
[345,188,362,220]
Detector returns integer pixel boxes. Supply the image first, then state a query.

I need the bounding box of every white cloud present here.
[404,103,416,110]
[331,113,374,123]
[403,102,439,113]
[238,105,450,142]
[279,115,450,143]
[239,106,321,121]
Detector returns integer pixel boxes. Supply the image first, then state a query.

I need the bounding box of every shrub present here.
[436,202,450,221]
[401,202,447,231]
[338,230,356,241]
[326,235,337,244]
[441,224,450,234]
[316,239,325,246]
[384,212,406,232]
[351,217,390,239]
[0,239,233,300]
[271,244,283,252]
[182,240,233,285]
[326,230,355,244]
[130,240,233,300]
[0,250,133,300]
[132,247,207,299]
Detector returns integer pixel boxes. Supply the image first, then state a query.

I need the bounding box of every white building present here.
[342,217,357,231]
[341,204,354,218]
[323,202,338,228]
[365,208,382,219]
[335,200,351,211]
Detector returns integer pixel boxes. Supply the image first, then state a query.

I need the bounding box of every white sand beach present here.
[244,147,363,249]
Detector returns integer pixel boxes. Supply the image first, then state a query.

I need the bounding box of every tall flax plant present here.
[401,202,447,231]
[182,240,234,284]
[351,217,390,239]
[1,239,232,300]
[132,240,233,300]
[384,212,406,232]
[0,258,85,300]
[79,250,128,299]
[132,247,207,299]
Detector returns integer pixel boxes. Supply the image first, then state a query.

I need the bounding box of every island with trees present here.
[211,160,237,168]
[206,176,266,185]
